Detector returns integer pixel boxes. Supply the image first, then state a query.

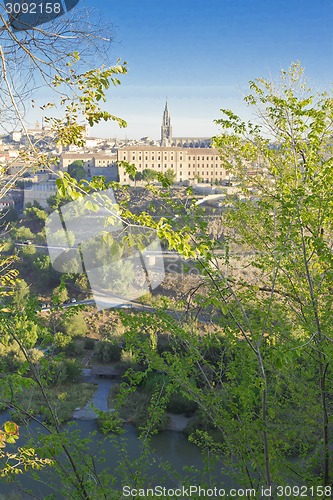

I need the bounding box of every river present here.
[0,376,235,499]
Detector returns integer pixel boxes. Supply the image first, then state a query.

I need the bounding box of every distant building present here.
[7,189,24,212]
[161,102,172,146]
[118,146,225,184]
[0,197,15,211]
[24,181,57,208]
[11,131,22,143]
[118,103,224,184]
[60,152,118,181]
[160,101,211,148]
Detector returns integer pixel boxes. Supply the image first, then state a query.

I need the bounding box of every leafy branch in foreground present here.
[0,421,53,477]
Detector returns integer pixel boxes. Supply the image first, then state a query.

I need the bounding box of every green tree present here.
[52,284,69,305]
[63,311,87,337]
[24,204,48,222]
[68,161,87,181]
[142,168,157,183]
[211,62,333,487]
[164,168,176,185]
[13,226,34,242]
[12,279,30,312]
[0,4,132,498]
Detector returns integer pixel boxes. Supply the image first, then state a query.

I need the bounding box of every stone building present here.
[118,103,224,184]
[23,181,57,208]
[118,146,225,184]
[160,101,211,148]
[60,152,118,181]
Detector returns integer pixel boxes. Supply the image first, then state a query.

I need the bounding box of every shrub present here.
[119,390,169,432]
[183,411,224,444]
[63,311,87,337]
[63,359,82,383]
[95,340,123,363]
[41,358,82,385]
[166,392,198,416]
[54,332,72,349]
[65,339,84,356]
[84,337,95,350]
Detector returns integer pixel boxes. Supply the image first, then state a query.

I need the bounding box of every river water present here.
[0,376,235,499]
[0,413,235,499]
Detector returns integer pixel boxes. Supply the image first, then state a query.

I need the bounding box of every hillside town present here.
[0,103,233,211]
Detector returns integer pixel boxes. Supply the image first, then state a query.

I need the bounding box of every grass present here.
[10,382,96,423]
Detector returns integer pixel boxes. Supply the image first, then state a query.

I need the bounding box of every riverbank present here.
[73,369,195,432]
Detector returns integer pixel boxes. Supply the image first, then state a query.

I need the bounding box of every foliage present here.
[62,310,88,337]
[24,204,48,222]
[0,422,53,477]
[68,161,86,181]
[0,207,19,227]
[96,409,124,435]
[2,56,333,496]
[95,338,123,363]
[40,358,83,386]
[84,337,95,350]
[142,168,157,182]
[12,226,34,242]
[52,282,69,305]
[12,279,30,312]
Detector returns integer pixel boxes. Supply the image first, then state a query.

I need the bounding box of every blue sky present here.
[39,0,333,139]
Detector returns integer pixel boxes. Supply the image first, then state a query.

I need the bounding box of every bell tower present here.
[161,101,172,146]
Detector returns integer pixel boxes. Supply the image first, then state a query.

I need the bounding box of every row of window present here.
[122,176,221,183]
[124,154,220,161]
[125,154,219,160]
[134,164,224,171]
[128,154,183,160]
[188,167,222,168]
[189,156,219,160]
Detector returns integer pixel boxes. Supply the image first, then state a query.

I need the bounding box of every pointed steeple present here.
[161,101,172,145]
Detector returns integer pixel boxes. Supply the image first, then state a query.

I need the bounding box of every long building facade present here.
[118,146,226,184]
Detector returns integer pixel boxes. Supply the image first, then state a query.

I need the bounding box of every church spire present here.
[161,101,172,145]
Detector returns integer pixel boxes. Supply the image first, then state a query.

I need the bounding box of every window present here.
[132,156,135,160]
[180,164,182,168]
[158,164,161,168]
[171,164,173,168]
[145,156,148,160]
[139,156,142,160]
